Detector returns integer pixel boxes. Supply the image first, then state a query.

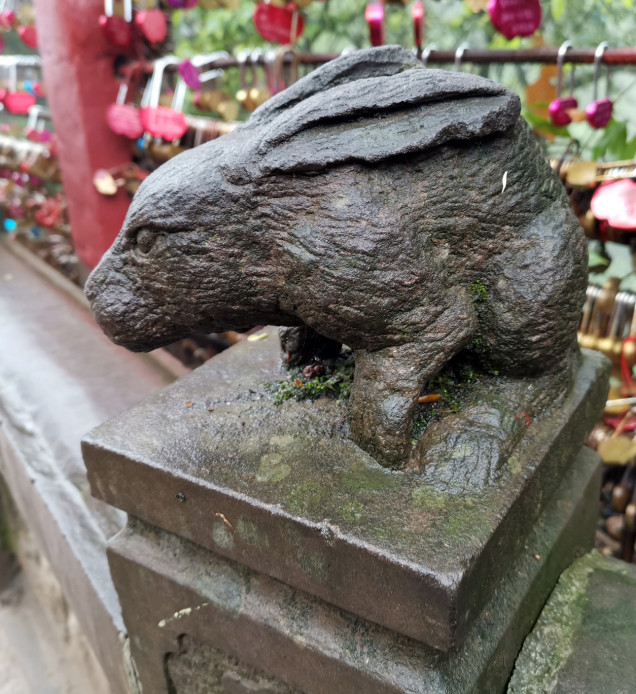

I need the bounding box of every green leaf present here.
[551,0,566,20]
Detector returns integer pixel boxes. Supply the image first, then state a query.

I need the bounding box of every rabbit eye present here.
[136,229,155,255]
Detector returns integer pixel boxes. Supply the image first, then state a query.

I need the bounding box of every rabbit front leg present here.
[413,367,572,493]
[349,294,476,469]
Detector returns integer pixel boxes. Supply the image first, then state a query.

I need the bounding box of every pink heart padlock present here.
[140,105,187,140]
[549,96,578,127]
[4,91,36,115]
[18,25,37,49]
[487,0,541,40]
[99,0,133,48]
[586,42,613,130]
[140,57,187,141]
[107,79,144,139]
[549,41,577,127]
[135,8,167,44]
[0,10,16,30]
[178,60,201,90]
[253,3,305,44]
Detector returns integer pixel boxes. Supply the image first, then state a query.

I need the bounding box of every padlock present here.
[24,105,52,143]
[3,58,36,115]
[236,49,257,111]
[99,0,133,49]
[107,77,144,139]
[586,42,613,130]
[0,0,16,30]
[191,54,230,113]
[248,49,271,108]
[17,25,37,49]
[549,41,578,127]
[254,2,305,44]
[216,98,239,123]
[135,1,167,44]
[179,51,229,92]
[140,57,188,141]
[487,0,541,40]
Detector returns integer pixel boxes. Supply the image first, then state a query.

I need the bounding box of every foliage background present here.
[173,0,636,161]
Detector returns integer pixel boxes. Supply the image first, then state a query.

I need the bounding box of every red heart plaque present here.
[591,180,636,231]
[548,96,577,126]
[253,3,305,44]
[141,106,187,141]
[99,14,133,48]
[487,0,541,40]
[4,91,36,115]
[18,25,38,49]
[135,9,168,44]
[107,103,144,139]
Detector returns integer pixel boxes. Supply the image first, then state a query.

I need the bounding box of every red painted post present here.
[32,0,133,272]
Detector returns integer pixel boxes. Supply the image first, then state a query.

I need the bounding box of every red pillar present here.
[32,0,133,271]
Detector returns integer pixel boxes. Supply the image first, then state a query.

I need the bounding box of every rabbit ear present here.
[255,69,521,175]
[249,45,421,128]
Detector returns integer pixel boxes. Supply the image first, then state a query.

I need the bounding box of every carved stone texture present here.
[85,45,587,470]
[166,635,297,694]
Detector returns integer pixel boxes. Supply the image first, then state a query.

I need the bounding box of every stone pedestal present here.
[82,334,609,693]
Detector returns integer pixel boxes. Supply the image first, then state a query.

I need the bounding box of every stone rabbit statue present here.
[86,46,586,482]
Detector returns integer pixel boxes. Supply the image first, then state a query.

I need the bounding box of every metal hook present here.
[593,41,610,101]
[455,43,469,71]
[422,45,436,68]
[556,41,573,98]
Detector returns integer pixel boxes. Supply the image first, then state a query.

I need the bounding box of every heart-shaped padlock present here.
[4,91,36,114]
[178,60,201,89]
[140,57,188,141]
[586,42,613,130]
[549,41,577,127]
[107,80,144,139]
[17,25,37,49]
[135,7,167,44]
[253,3,304,44]
[0,9,16,30]
[99,0,133,48]
[487,0,541,39]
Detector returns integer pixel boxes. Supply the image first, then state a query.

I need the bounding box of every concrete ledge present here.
[0,240,179,691]
[509,550,636,694]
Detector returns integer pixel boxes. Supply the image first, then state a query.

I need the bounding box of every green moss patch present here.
[266,358,354,405]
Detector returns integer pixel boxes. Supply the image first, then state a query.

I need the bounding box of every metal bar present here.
[119,47,636,80]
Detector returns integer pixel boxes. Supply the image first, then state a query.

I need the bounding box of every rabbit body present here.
[86,46,586,469]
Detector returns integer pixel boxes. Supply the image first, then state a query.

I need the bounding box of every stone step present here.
[509,550,636,694]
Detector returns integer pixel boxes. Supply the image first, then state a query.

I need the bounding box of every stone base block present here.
[509,550,636,694]
[83,335,608,652]
[107,446,600,694]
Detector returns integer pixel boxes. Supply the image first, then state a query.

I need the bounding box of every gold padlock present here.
[217,98,239,123]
